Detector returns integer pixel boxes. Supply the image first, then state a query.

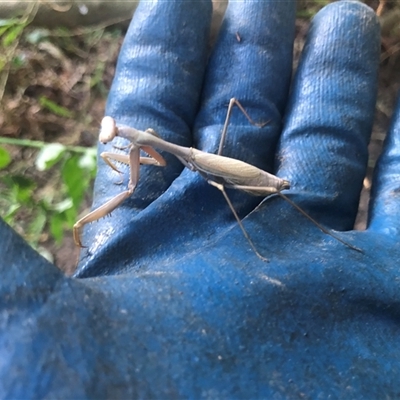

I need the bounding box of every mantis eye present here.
[99,116,117,143]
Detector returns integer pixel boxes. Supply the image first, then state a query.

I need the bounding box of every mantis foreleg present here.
[74,144,151,247]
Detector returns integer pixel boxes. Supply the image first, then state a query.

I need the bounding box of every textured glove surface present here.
[2,1,400,398]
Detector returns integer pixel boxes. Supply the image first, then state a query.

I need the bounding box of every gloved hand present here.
[2,0,400,398]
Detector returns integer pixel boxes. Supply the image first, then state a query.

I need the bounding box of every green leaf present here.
[35,143,66,171]
[0,19,20,38]
[78,148,97,171]
[50,213,65,244]
[6,175,36,204]
[0,146,11,169]
[12,54,25,68]
[39,96,73,118]
[26,28,49,44]
[52,198,73,213]
[0,18,19,27]
[63,205,77,228]
[0,26,10,37]
[3,203,20,222]
[2,23,25,47]
[28,210,46,244]
[62,155,89,209]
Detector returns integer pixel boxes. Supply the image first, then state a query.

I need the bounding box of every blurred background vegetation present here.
[0,0,399,274]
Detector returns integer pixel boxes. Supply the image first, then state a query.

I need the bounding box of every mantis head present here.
[99,116,118,144]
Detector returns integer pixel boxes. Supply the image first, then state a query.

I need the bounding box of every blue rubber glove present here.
[2,0,400,398]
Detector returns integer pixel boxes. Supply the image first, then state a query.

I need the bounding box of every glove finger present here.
[191,0,296,226]
[75,0,297,276]
[368,96,400,237]
[102,0,212,200]
[195,0,296,169]
[78,1,212,251]
[277,2,380,231]
[106,1,211,139]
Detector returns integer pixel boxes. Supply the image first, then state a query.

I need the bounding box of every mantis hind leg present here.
[207,180,269,262]
[226,182,363,254]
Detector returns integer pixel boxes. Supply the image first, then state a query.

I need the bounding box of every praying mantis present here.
[73,98,363,261]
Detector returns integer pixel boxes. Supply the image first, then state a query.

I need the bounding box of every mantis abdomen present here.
[188,148,290,196]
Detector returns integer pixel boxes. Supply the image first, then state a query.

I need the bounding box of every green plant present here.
[0,138,96,261]
[0,3,38,99]
[0,12,121,268]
